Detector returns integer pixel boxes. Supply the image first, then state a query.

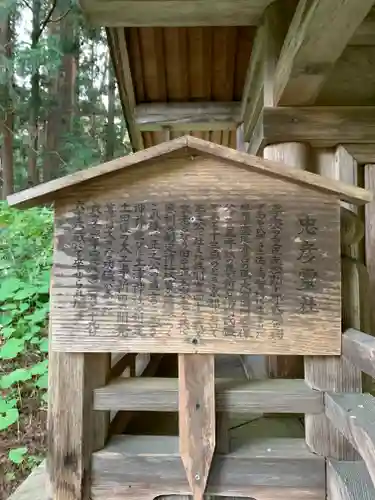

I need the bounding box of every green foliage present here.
[0,201,52,462]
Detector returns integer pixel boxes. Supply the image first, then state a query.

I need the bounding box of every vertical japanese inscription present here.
[102,203,116,298]
[297,215,319,314]
[87,203,101,335]
[254,204,267,338]
[193,204,205,337]
[149,204,162,336]
[117,203,132,337]
[72,201,86,319]
[133,203,146,335]
[239,204,251,338]
[269,204,284,339]
[223,204,236,337]
[209,206,220,335]
[179,204,191,336]
[164,203,177,319]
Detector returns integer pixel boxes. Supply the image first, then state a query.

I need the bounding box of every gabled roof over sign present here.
[7,136,372,209]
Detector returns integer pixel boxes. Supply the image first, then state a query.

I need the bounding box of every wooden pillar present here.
[263,141,310,379]
[364,164,375,334]
[304,146,361,460]
[47,350,110,500]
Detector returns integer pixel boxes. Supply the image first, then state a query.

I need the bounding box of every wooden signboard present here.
[50,151,341,354]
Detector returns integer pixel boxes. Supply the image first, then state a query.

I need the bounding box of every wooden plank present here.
[47,352,110,500]
[342,329,375,380]
[345,145,375,165]
[327,460,375,500]
[7,136,372,209]
[80,0,275,27]
[365,165,375,335]
[94,378,324,413]
[304,148,362,461]
[8,462,48,500]
[179,354,215,500]
[263,141,308,380]
[91,435,325,500]
[106,29,143,151]
[50,153,342,355]
[273,0,375,105]
[262,106,375,147]
[110,353,136,379]
[325,393,375,485]
[135,102,240,132]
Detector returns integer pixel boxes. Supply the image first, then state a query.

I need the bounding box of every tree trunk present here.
[105,61,116,161]
[28,0,41,187]
[0,14,14,198]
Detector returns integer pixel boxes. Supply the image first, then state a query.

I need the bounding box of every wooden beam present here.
[179,354,215,500]
[106,28,144,151]
[8,462,48,500]
[261,107,375,147]
[274,0,375,105]
[327,460,375,500]
[325,392,375,485]
[92,435,325,499]
[344,145,375,165]
[80,0,275,27]
[135,102,240,132]
[342,329,375,379]
[94,378,324,414]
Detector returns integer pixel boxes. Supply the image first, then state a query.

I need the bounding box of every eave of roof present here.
[7,136,372,209]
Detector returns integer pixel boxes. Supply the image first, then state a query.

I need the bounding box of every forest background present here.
[0,0,129,497]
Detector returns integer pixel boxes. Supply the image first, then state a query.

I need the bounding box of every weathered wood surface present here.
[364,165,375,335]
[345,145,375,165]
[179,354,215,500]
[263,142,308,379]
[79,0,275,27]
[50,153,341,355]
[94,377,323,413]
[325,393,375,484]
[327,460,375,500]
[273,0,375,105]
[91,435,325,500]
[135,102,240,131]
[262,106,375,148]
[106,28,143,151]
[47,351,110,500]
[7,137,372,209]
[7,462,48,500]
[342,329,375,379]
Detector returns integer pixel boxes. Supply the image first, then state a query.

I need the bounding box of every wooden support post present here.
[304,147,362,460]
[179,354,215,500]
[263,142,309,379]
[47,351,110,500]
[365,164,375,334]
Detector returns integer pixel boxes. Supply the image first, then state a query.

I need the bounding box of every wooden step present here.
[326,393,375,487]
[327,460,375,500]
[92,435,325,500]
[94,377,323,414]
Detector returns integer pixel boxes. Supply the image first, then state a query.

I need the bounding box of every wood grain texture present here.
[325,392,375,485]
[7,137,372,209]
[135,102,240,132]
[49,154,341,355]
[106,28,143,151]
[364,165,375,334]
[263,106,375,148]
[263,142,308,379]
[345,145,375,165]
[327,460,375,500]
[273,0,375,105]
[94,377,323,414]
[7,462,49,500]
[91,435,325,500]
[179,354,215,500]
[342,329,375,379]
[79,0,274,27]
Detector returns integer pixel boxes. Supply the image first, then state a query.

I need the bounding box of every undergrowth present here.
[0,201,53,495]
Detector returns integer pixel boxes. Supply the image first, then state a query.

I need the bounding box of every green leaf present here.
[39,338,49,352]
[13,287,37,301]
[0,397,17,412]
[9,447,28,464]
[0,338,25,359]
[30,360,48,376]
[0,408,19,431]
[35,373,48,389]
[0,368,32,388]
[1,326,15,338]
[0,278,23,301]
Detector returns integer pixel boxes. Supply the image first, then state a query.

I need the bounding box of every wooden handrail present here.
[342,329,375,379]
